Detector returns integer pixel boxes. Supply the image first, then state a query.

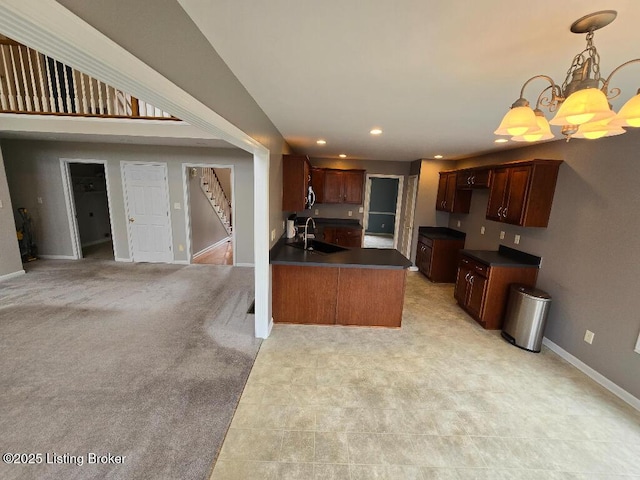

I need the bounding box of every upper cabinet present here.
[436,172,471,213]
[486,160,562,227]
[282,154,311,212]
[456,168,491,189]
[313,168,365,204]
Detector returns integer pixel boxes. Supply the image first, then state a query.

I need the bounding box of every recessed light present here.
[370,129,382,135]
[434,155,443,159]
[316,139,327,145]
[339,154,347,158]
[494,138,509,144]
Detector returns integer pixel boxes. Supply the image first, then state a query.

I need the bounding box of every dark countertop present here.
[418,226,466,240]
[460,245,541,268]
[295,217,363,230]
[270,238,412,270]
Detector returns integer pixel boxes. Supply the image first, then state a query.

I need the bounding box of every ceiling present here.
[178,0,640,161]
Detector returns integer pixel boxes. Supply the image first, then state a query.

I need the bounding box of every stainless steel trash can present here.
[501,284,552,353]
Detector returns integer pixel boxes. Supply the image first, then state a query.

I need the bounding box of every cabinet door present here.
[342,171,364,204]
[423,244,433,276]
[341,228,362,247]
[282,155,310,212]
[454,265,471,304]
[486,167,509,221]
[435,173,448,211]
[444,173,458,212]
[503,166,531,225]
[416,242,428,274]
[323,227,336,244]
[467,273,487,318]
[323,170,344,203]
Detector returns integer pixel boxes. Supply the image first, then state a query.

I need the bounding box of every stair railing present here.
[200,167,232,235]
[0,37,176,119]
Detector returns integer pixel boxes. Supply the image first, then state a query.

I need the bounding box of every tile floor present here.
[211,272,640,479]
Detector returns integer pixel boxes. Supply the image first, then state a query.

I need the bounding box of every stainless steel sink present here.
[286,239,348,254]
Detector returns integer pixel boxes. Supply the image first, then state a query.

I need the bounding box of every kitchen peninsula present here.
[270,239,412,327]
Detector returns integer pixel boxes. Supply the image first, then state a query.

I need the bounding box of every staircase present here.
[200,167,232,235]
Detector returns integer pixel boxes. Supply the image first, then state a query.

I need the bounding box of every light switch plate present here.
[480,226,485,235]
[37,197,43,204]
[514,234,521,245]
[500,231,505,239]
[348,211,352,217]
[359,206,364,213]
[457,220,461,227]
[315,209,319,215]
[584,330,595,344]
[174,202,181,210]
[0,199,3,208]
[271,229,276,242]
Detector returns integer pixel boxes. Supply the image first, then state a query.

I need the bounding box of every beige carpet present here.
[0,259,260,480]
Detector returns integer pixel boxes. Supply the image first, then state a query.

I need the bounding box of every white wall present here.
[2,140,254,264]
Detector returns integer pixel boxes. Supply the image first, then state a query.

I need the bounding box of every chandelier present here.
[495,10,640,142]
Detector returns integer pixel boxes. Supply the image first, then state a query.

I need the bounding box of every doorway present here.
[60,159,115,260]
[362,175,404,249]
[183,164,235,266]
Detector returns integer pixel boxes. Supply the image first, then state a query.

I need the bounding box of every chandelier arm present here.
[601,59,640,98]
[518,75,563,104]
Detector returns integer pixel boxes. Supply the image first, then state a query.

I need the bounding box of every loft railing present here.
[0,37,176,120]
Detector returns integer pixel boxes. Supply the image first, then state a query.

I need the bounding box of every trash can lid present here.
[511,284,552,300]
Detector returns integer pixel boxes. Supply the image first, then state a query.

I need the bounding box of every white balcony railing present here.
[0,37,175,120]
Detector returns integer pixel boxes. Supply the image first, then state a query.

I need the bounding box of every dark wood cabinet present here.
[416,234,465,283]
[323,226,362,247]
[486,159,561,227]
[436,172,471,213]
[282,154,311,212]
[457,168,491,189]
[454,254,538,330]
[315,168,365,204]
[272,264,406,327]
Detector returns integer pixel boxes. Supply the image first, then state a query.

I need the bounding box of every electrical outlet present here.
[514,234,521,245]
[500,231,505,239]
[174,202,181,210]
[348,211,352,217]
[457,220,461,227]
[359,206,364,213]
[584,330,595,344]
[480,226,485,235]
[37,197,43,204]
[315,209,319,215]
[271,229,276,242]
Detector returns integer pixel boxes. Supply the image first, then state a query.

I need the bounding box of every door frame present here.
[121,161,174,263]
[362,174,404,249]
[60,158,117,260]
[182,163,236,265]
[400,175,419,259]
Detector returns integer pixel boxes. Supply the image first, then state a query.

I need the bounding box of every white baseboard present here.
[193,236,230,259]
[543,337,640,412]
[235,263,255,267]
[115,257,132,263]
[81,238,111,248]
[0,269,26,282]
[173,260,189,265]
[38,254,76,260]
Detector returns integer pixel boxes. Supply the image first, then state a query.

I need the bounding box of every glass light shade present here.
[612,92,640,127]
[494,106,538,136]
[511,114,555,142]
[571,119,626,139]
[550,88,615,126]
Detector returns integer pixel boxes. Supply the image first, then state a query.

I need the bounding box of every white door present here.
[122,163,173,263]
[400,175,419,258]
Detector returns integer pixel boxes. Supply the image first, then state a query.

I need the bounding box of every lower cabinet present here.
[454,254,538,329]
[416,235,465,283]
[272,264,406,327]
[323,226,363,247]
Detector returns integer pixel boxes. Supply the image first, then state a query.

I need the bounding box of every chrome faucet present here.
[303,217,316,250]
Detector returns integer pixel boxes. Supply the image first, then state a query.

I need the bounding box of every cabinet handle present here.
[464,272,470,282]
[467,176,472,185]
[471,175,475,184]
[502,207,507,218]
[469,275,474,285]
[443,200,447,209]
[497,206,502,217]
